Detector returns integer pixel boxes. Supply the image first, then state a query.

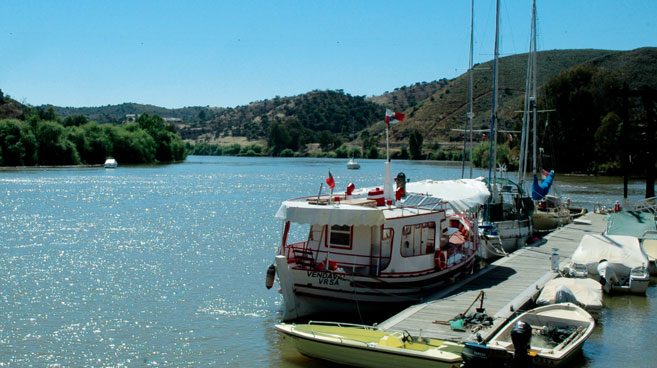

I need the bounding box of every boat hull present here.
[276,323,462,368]
[533,208,571,233]
[463,303,595,368]
[276,254,475,321]
[479,219,532,259]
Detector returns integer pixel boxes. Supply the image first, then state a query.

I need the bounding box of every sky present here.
[1,0,656,109]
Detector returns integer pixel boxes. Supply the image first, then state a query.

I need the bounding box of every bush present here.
[280,148,294,157]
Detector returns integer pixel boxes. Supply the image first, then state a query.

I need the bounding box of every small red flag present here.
[325,170,335,189]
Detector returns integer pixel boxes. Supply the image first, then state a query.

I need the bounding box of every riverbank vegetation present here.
[0,108,186,166]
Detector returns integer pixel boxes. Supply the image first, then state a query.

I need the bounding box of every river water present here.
[0,156,654,367]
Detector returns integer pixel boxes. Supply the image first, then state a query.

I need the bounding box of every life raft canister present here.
[434,251,447,270]
[265,264,276,289]
[367,187,385,206]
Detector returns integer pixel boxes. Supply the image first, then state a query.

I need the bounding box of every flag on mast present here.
[385,109,405,125]
[325,169,335,189]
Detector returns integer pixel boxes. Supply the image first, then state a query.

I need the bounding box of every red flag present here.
[325,170,335,189]
[385,109,405,125]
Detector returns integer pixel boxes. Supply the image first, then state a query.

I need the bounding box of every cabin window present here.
[401,221,436,257]
[382,228,393,241]
[327,225,352,248]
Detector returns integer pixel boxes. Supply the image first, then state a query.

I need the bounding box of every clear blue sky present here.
[1,0,655,109]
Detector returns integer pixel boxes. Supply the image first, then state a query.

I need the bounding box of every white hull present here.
[276,254,476,320]
[463,303,595,367]
[479,219,532,259]
[276,323,462,368]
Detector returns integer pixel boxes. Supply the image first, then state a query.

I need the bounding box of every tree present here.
[409,129,424,160]
[539,65,620,173]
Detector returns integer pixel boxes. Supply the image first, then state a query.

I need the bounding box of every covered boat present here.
[271,177,490,320]
[276,321,463,368]
[536,277,603,319]
[566,234,650,294]
[462,303,595,367]
[606,210,657,274]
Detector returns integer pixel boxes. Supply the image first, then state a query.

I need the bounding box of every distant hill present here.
[0,91,29,120]
[386,48,657,146]
[367,80,448,113]
[4,47,655,149]
[52,103,211,125]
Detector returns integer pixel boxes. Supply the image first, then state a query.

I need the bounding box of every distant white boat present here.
[346,157,360,170]
[104,158,118,168]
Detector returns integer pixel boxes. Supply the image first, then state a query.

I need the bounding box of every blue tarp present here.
[532,170,554,200]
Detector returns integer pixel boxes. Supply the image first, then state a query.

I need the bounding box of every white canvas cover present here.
[405,178,490,214]
[275,200,385,226]
[570,234,649,277]
[537,278,603,313]
[275,178,489,225]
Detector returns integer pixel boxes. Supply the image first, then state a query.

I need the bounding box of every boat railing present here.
[634,196,657,215]
[308,320,378,330]
[293,326,372,346]
[281,242,391,274]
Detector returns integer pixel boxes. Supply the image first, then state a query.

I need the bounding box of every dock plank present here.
[378,212,607,343]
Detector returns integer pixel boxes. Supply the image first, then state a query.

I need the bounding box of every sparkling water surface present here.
[1,156,654,367]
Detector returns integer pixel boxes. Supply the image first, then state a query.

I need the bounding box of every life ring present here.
[434,251,447,270]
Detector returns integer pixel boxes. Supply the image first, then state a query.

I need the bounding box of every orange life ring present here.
[434,251,447,270]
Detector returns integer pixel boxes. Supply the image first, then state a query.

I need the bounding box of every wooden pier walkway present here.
[379,212,607,343]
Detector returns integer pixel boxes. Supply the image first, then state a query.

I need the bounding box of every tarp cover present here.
[405,178,490,214]
[275,200,385,226]
[531,170,554,200]
[606,211,657,239]
[570,234,649,276]
[537,278,603,313]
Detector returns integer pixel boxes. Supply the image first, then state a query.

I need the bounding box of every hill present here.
[385,48,657,145]
[4,47,656,152]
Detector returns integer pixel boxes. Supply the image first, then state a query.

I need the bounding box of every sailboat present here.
[478,0,534,260]
[515,0,572,234]
[347,156,360,170]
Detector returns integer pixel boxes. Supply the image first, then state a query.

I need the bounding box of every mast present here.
[518,0,537,186]
[531,0,538,176]
[462,0,475,179]
[468,0,475,178]
[487,0,500,198]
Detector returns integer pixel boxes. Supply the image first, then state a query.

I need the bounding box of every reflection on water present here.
[0,156,654,367]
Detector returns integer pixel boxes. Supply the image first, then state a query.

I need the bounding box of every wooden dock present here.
[378,212,607,343]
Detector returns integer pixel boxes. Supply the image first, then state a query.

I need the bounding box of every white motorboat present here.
[104,158,117,168]
[276,321,463,368]
[566,234,650,294]
[346,158,360,170]
[269,176,489,321]
[462,303,594,367]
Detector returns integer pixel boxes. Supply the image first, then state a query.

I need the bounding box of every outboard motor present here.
[265,264,276,289]
[511,321,532,364]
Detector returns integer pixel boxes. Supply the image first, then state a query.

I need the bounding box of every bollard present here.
[550,248,560,271]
